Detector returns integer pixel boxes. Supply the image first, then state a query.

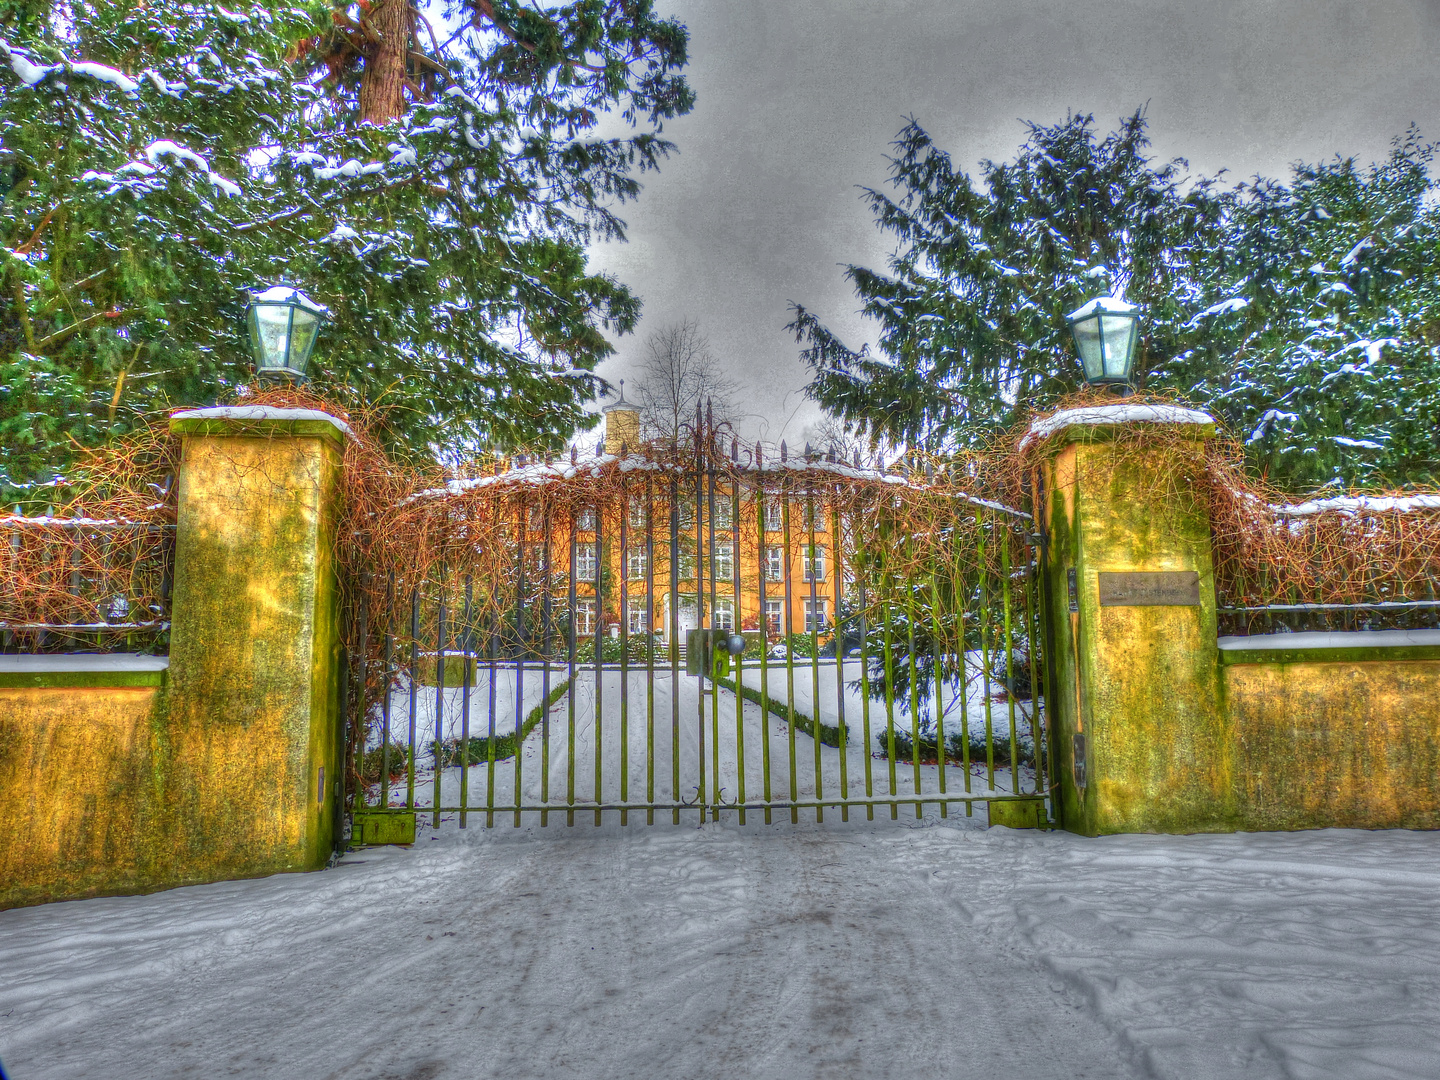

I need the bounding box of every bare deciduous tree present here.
[632,321,740,445]
[800,412,885,466]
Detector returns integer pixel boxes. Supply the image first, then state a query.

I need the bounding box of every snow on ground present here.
[2,822,1439,1079]
[378,662,1037,816]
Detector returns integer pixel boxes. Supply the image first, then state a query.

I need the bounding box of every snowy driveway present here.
[2,823,1439,1080]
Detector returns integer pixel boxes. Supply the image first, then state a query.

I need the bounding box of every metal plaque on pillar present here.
[1097,570,1200,607]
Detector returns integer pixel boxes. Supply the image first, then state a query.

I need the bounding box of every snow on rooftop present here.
[1219,629,1440,651]
[405,448,1028,517]
[170,406,352,438]
[1018,403,1214,450]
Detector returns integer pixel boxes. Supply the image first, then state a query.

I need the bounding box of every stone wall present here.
[0,410,346,909]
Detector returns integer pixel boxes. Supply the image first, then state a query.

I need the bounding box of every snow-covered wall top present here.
[0,654,169,672]
[1018,404,1215,450]
[1268,493,1440,517]
[1218,629,1440,651]
[170,406,353,439]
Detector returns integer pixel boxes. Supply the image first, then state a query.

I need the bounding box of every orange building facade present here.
[550,394,849,645]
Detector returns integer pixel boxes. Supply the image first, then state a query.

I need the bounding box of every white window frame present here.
[627,603,648,635]
[627,546,648,580]
[675,537,696,580]
[764,499,783,532]
[802,544,825,582]
[576,542,597,582]
[714,599,735,631]
[575,599,596,636]
[713,496,732,530]
[763,598,784,634]
[765,545,783,582]
[628,497,647,529]
[803,501,827,532]
[804,598,827,633]
[712,541,734,582]
[576,506,597,531]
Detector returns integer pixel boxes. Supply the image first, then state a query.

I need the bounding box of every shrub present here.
[360,742,412,784]
[873,724,1034,767]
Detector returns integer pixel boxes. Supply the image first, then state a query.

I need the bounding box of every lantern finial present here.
[246,284,328,381]
[1066,294,1140,388]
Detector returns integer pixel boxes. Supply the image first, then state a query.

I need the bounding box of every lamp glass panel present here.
[1099,314,1138,380]
[249,304,293,372]
[286,308,321,376]
[1071,314,1105,381]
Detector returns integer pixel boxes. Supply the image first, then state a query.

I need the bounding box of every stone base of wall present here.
[0,680,159,908]
[1223,654,1440,832]
[1,657,334,911]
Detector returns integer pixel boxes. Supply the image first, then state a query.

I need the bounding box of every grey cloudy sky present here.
[585,0,1440,444]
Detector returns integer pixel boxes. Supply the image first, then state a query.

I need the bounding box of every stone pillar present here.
[156,406,348,882]
[1037,408,1232,835]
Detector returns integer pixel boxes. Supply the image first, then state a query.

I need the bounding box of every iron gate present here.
[344,435,1052,833]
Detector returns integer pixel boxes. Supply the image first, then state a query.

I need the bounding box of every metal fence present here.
[1213,496,1440,637]
[345,446,1050,829]
[1,514,174,654]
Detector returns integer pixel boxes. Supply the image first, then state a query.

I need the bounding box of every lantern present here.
[1066,295,1141,387]
[246,284,328,381]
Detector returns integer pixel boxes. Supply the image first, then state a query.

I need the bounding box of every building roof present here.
[602,380,636,414]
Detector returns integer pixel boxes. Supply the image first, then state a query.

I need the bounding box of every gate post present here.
[154,406,348,883]
[1035,406,1232,835]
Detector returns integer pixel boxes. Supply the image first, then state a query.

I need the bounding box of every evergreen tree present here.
[1,0,693,493]
[791,112,1440,490]
[787,111,1225,451]
[1196,130,1440,489]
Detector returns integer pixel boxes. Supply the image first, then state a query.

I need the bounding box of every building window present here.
[802,544,825,582]
[576,506,596,531]
[765,545,783,582]
[764,499,783,532]
[714,599,734,630]
[803,501,826,531]
[676,539,696,581]
[764,599,784,634]
[804,598,827,633]
[627,602,648,635]
[712,496,732,530]
[576,543,597,581]
[712,541,734,581]
[575,599,596,636]
[676,501,695,529]
[628,497,647,529]
[627,546,649,580]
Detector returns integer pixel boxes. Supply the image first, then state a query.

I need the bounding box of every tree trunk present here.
[358,0,409,125]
